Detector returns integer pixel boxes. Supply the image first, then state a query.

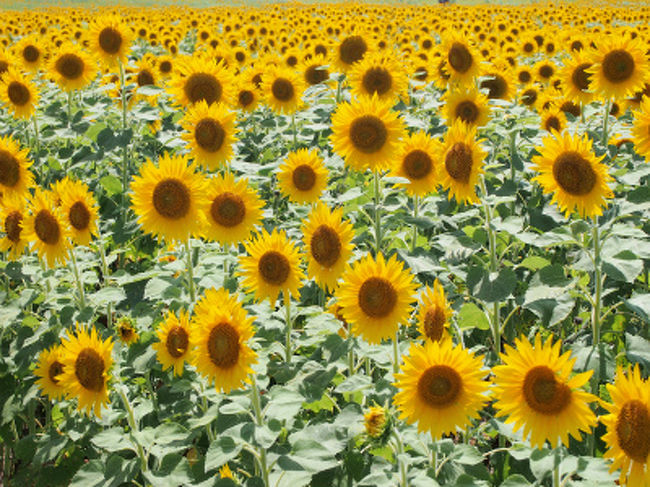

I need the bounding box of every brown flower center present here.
[137,69,154,87]
[210,192,245,227]
[7,81,30,106]
[423,306,446,341]
[560,101,581,117]
[615,399,650,463]
[480,75,507,99]
[166,326,189,358]
[349,115,388,154]
[159,60,172,74]
[414,66,428,81]
[48,360,64,384]
[238,90,254,107]
[152,178,191,219]
[538,64,554,79]
[361,67,392,96]
[545,115,561,132]
[523,42,535,53]
[194,118,225,153]
[403,150,433,180]
[184,73,222,105]
[23,45,40,63]
[55,53,84,80]
[271,77,295,102]
[258,250,290,285]
[69,201,90,230]
[455,100,479,124]
[448,42,473,74]
[522,365,571,415]
[572,63,592,92]
[445,142,473,184]
[0,150,20,187]
[98,27,123,55]
[602,49,635,84]
[553,151,596,196]
[339,36,367,66]
[310,225,341,267]
[75,347,105,392]
[521,88,538,106]
[305,65,328,85]
[518,70,532,84]
[0,60,8,75]
[358,277,397,318]
[417,365,462,407]
[4,210,22,243]
[207,322,240,368]
[34,210,60,245]
[292,164,316,191]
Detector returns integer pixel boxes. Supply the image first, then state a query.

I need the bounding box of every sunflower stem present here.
[392,330,400,376]
[186,238,196,304]
[347,345,355,377]
[373,170,382,255]
[391,430,409,487]
[69,248,86,309]
[479,177,500,356]
[117,385,147,472]
[66,91,73,127]
[335,78,342,104]
[602,99,611,146]
[199,382,216,442]
[591,223,602,346]
[552,448,562,487]
[284,291,292,363]
[96,229,113,329]
[291,113,298,149]
[411,195,419,253]
[250,376,270,487]
[119,60,130,203]
[31,115,41,170]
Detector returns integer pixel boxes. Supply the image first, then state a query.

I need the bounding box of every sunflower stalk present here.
[250,377,270,487]
[69,248,86,309]
[119,60,130,200]
[479,177,500,356]
[117,385,148,472]
[186,238,196,304]
[391,429,409,487]
[284,291,292,363]
[291,113,298,149]
[591,223,602,346]
[411,195,418,253]
[601,99,611,146]
[373,170,383,255]
[31,116,40,169]
[392,330,400,375]
[67,91,73,127]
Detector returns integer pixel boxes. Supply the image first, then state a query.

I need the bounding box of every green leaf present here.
[626,333,650,368]
[143,454,192,487]
[457,302,490,330]
[518,256,551,271]
[100,175,122,196]
[451,444,483,465]
[523,285,574,326]
[266,386,305,422]
[91,427,136,453]
[500,474,532,486]
[205,436,242,472]
[334,374,372,393]
[466,267,517,303]
[625,293,650,323]
[88,287,126,308]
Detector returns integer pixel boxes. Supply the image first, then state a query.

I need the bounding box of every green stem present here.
[291,113,298,149]
[119,60,129,201]
[602,99,611,146]
[28,400,35,436]
[250,377,270,487]
[117,386,148,472]
[186,238,196,304]
[67,91,73,127]
[284,291,292,363]
[411,195,418,253]
[96,230,112,329]
[69,248,86,309]
[373,170,382,255]
[553,464,560,487]
[31,116,40,168]
[347,342,355,377]
[392,330,400,375]
[392,430,409,487]
[200,384,216,442]
[480,177,500,356]
[335,78,342,104]
[592,224,602,346]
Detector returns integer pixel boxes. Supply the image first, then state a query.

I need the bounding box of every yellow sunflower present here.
[301,202,355,291]
[277,149,328,204]
[234,80,259,112]
[364,405,388,438]
[152,309,192,377]
[532,130,613,219]
[260,65,305,114]
[58,325,114,418]
[299,54,331,87]
[89,15,133,66]
[116,318,139,346]
[238,228,305,307]
[170,55,235,108]
[34,345,66,401]
[436,120,486,205]
[0,194,28,260]
[180,100,237,171]
[540,108,567,133]
[0,135,34,199]
[202,172,263,245]
[48,43,97,92]
[442,34,481,87]
[445,87,491,128]
[14,35,44,72]
[335,252,416,344]
[417,279,453,342]
[22,189,71,269]
[348,52,408,103]
[393,340,488,439]
[587,35,649,100]
[601,365,650,487]
[560,52,594,105]
[330,94,406,172]
[491,334,598,449]
[332,33,370,72]
[191,288,257,393]
[57,178,99,247]
[0,68,39,120]
[478,66,517,101]
[632,96,650,162]
[130,152,209,242]
[390,131,440,197]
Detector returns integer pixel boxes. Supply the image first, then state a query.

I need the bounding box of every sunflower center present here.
[305,65,328,85]
[69,201,90,231]
[403,150,433,180]
[480,75,507,99]
[521,88,537,106]
[210,192,245,227]
[258,250,290,285]
[339,36,367,66]
[292,164,316,191]
[560,101,581,117]
[194,118,225,153]
[98,27,123,55]
[523,42,534,53]
[137,69,154,87]
[455,100,479,124]
[358,277,397,318]
[522,365,571,415]
[5,211,22,243]
[545,116,561,132]
[0,150,20,187]
[349,115,388,154]
[159,60,172,73]
[448,42,473,74]
[414,66,428,81]
[538,65,554,79]
[602,49,635,84]
[74,347,105,392]
[615,399,650,463]
[362,67,392,96]
[417,365,462,407]
[238,90,254,107]
[572,63,592,92]
[23,45,39,63]
[437,60,450,81]
[164,326,188,358]
[55,53,84,80]
[552,151,596,196]
[423,306,446,341]
[184,73,222,105]
[310,225,341,267]
[119,325,134,341]
[445,142,473,184]
[48,360,64,384]
[0,60,8,75]
[271,78,295,102]
[207,322,240,368]
[518,71,532,84]
[7,81,30,106]
[34,210,60,245]
[152,178,191,220]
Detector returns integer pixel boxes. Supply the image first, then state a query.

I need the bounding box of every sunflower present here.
[34,345,66,401]
[560,52,594,105]
[332,33,370,72]
[156,54,175,79]
[516,66,534,86]
[479,66,516,101]
[540,108,567,133]
[532,130,613,219]
[445,87,490,128]
[442,35,481,87]
[238,228,305,307]
[436,120,486,205]
[335,252,416,344]
[116,318,139,345]
[234,80,259,112]
[330,94,405,172]
[417,280,453,342]
[632,96,650,162]
[0,68,39,120]
[260,65,305,114]
[301,202,354,291]
[587,35,649,100]
[14,36,44,72]
[130,56,159,106]
[393,340,488,439]
[277,149,328,204]
[130,152,209,242]
[89,15,133,66]
[299,54,331,87]
[534,60,557,84]
[519,86,540,110]
[152,309,192,377]
[191,288,257,393]
[170,55,235,108]
[601,365,650,487]
[22,189,71,269]
[348,52,408,103]
[0,195,28,260]
[180,100,238,170]
[202,172,263,245]
[57,178,99,247]
[0,51,15,78]
[0,135,34,199]
[364,405,388,438]
[48,43,97,92]
[491,334,598,449]
[58,325,114,418]
[390,131,440,197]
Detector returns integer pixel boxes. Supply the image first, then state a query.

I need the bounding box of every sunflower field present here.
[1,2,650,486]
